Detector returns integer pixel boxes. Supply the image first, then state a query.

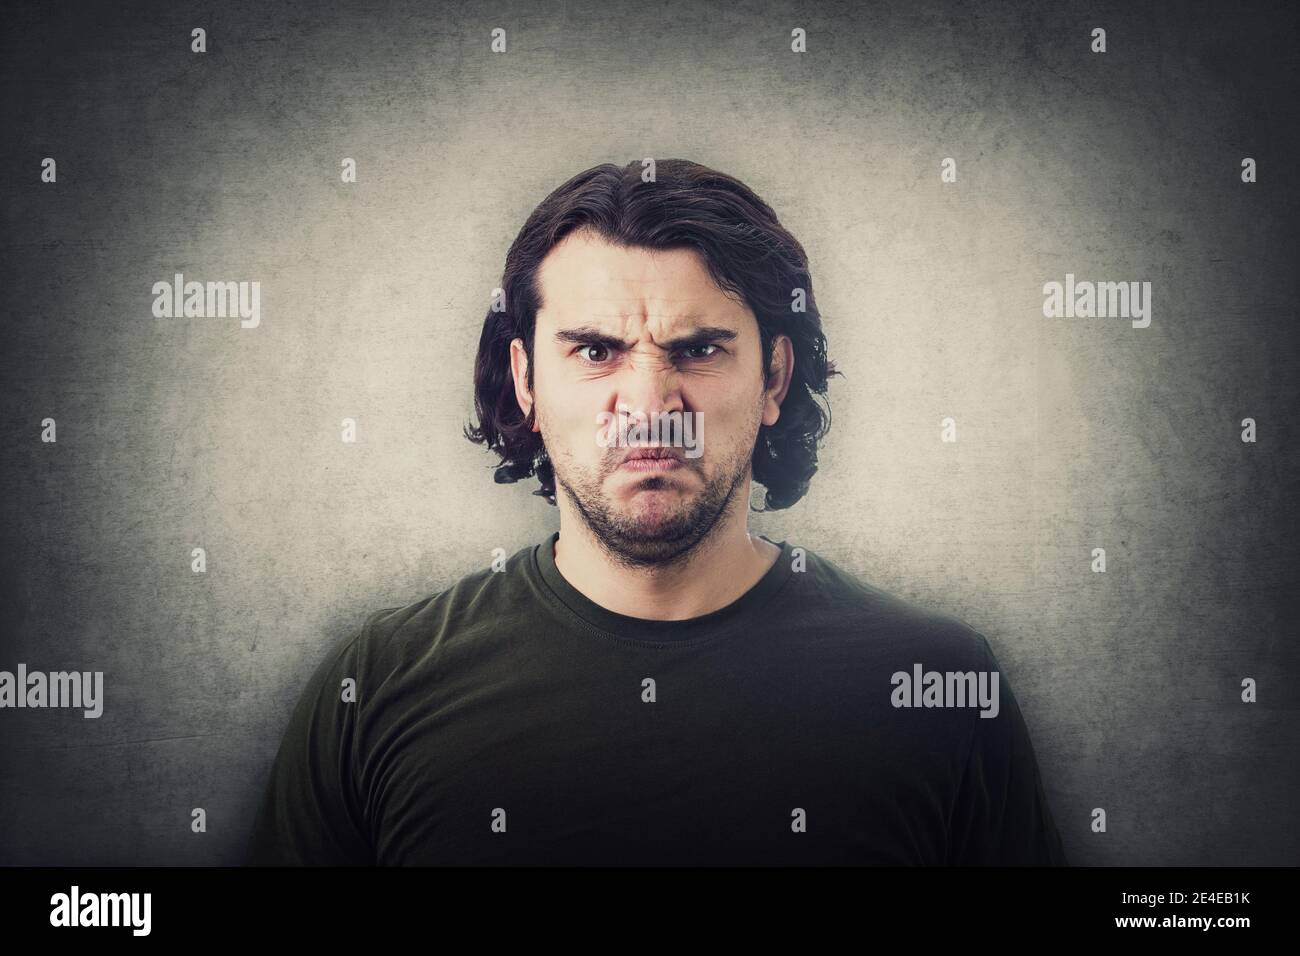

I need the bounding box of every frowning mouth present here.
[619,447,685,471]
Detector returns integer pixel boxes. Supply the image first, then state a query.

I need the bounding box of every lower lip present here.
[620,457,683,471]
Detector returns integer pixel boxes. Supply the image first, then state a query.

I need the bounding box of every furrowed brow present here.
[552,324,738,351]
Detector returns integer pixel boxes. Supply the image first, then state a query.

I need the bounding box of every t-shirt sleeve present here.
[947,634,1068,866]
[246,621,374,866]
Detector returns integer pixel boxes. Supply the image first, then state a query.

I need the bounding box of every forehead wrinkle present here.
[553,314,738,353]
[618,311,702,347]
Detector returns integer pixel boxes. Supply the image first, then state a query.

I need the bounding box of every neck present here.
[551,486,781,621]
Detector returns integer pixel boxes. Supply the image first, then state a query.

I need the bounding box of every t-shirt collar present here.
[531,530,794,646]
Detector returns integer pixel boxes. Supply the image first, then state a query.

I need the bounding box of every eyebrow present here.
[552,324,739,352]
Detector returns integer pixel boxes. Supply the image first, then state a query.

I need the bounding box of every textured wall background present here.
[1,0,1296,865]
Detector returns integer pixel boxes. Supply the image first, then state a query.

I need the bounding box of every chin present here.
[619,504,690,531]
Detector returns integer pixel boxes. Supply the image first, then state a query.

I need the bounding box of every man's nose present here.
[615,348,684,422]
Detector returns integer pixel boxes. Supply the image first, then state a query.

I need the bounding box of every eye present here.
[680,344,719,360]
[574,341,719,365]
[576,342,612,364]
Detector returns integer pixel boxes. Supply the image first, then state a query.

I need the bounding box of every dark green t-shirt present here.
[248,532,1067,866]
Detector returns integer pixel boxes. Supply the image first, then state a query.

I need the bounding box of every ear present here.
[509,338,540,432]
[761,334,794,427]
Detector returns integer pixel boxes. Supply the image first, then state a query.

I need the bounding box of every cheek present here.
[705,392,762,436]
[534,379,578,426]
[546,395,603,454]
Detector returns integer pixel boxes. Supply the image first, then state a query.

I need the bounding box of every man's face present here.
[510,228,788,566]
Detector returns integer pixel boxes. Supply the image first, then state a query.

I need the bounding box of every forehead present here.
[534,229,751,330]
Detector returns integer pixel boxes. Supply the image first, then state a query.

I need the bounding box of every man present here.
[248,159,1067,866]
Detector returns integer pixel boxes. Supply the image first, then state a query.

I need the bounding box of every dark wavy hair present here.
[463,158,841,511]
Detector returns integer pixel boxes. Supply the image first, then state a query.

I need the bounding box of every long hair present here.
[463,158,841,510]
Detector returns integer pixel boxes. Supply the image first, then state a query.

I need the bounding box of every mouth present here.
[618,447,686,472]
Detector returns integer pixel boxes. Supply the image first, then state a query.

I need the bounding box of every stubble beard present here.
[547,432,754,570]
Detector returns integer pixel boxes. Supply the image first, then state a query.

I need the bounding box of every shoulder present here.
[344,541,536,674]
[786,542,996,671]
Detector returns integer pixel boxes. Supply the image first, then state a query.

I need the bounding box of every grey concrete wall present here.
[1,0,1296,864]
